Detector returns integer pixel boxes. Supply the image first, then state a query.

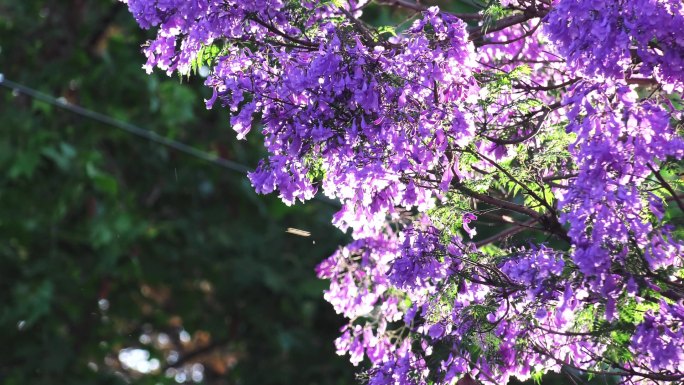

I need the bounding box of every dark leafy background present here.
[0,1,352,384]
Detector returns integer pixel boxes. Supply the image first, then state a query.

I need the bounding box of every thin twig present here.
[648,163,684,213]
[246,15,316,48]
[452,182,542,219]
[469,11,544,41]
[475,218,538,247]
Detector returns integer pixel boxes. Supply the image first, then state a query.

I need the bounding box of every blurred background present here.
[0,1,354,384]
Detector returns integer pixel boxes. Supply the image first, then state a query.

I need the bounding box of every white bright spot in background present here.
[191,363,204,382]
[139,333,152,344]
[157,333,170,346]
[167,350,179,364]
[199,65,210,78]
[175,372,187,383]
[118,348,160,373]
[164,362,204,383]
[179,329,191,343]
[98,298,110,311]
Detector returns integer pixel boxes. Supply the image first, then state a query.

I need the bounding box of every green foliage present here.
[377,25,398,37]
[305,154,327,183]
[530,370,544,385]
[428,191,472,238]
[0,2,353,384]
[191,43,225,76]
[481,4,508,33]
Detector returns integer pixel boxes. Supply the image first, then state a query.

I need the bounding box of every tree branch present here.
[246,15,316,48]
[374,0,427,12]
[469,3,551,42]
[374,0,484,20]
[452,180,570,243]
[162,338,230,371]
[476,151,556,214]
[452,182,542,219]
[469,12,537,41]
[475,218,538,247]
[647,163,684,213]
[514,77,580,92]
[481,109,549,145]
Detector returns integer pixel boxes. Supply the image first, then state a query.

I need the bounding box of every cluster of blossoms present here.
[124,0,684,384]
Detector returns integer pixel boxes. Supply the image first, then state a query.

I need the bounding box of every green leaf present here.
[377,26,397,37]
[9,151,41,179]
[86,162,119,195]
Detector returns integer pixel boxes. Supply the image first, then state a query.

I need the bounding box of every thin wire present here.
[0,74,250,173]
[0,74,340,208]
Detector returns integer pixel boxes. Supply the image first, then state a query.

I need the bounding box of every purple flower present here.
[462,213,477,239]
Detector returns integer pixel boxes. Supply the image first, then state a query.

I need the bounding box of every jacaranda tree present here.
[122,0,684,384]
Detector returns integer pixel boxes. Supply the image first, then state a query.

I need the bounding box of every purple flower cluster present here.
[124,1,684,384]
[316,234,397,319]
[389,225,456,291]
[546,0,684,90]
[631,302,684,375]
[562,83,684,278]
